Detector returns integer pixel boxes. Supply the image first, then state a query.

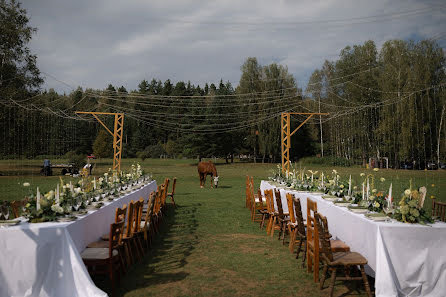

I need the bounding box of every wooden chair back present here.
[306,198,319,282]
[432,200,446,222]
[115,204,127,223]
[133,198,144,233]
[170,178,177,195]
[264,189,274,213]
[314,212,333,263]
[307,198,318,241]
[109,220,125,257]
[144,192,155,222]
[274,189,284,216]
[124,200,135,238]
[161,180,169,207]
[250,177,256,205]
[286,193,296,224]
[154,186,162,214]
[294,198,306,236]
[10,200,22,218]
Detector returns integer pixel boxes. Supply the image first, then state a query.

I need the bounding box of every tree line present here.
[1,0,445,168]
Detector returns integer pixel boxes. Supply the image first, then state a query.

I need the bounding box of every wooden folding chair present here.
[307,198,350,283]
[89,204,128,271]
[132,198,145,258]
[264,189,277,234]
[139,192,156,249]
[286,193,298,252]
[167,177,177,208]
[271,189,289,239]
[251,188,266,223]
[315,213,372,297]
[432,200,446,222]
[81,220,125,297]
[307,198,320,282]
[160,178,170,214]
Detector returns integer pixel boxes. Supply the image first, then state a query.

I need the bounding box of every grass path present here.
[99,161,370,297]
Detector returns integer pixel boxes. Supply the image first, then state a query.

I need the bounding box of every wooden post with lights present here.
[281,112,328,174]
[75,111,124,172]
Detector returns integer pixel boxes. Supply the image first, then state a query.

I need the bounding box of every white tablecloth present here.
[0,180,157,297]
[260,180,446,297]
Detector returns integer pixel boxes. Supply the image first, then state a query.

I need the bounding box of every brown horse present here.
[198,161,219,188]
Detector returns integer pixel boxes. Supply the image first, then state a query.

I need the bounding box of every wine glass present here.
[4,207,10,220]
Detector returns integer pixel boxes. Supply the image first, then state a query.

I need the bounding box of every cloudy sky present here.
[22,0,446,93]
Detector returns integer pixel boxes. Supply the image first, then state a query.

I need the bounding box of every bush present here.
[137,144,166,160]
[298,156,355,167]
[64,151,86,169]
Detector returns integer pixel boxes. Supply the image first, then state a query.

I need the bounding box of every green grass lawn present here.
[1,158,445,296]
[107,159,371,297]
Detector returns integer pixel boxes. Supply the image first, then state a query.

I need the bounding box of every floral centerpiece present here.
[392,187,432,224]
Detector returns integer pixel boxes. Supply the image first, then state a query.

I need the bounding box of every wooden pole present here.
[281,112,328,174]
[75,111,124,172]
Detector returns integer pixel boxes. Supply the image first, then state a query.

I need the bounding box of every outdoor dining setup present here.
[0,163,178,297]
[245,168,446,297]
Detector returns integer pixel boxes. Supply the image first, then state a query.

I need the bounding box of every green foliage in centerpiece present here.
[393,188,432,224]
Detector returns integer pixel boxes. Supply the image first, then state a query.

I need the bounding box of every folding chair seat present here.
[315,213,372,297]
[81,221,125,297]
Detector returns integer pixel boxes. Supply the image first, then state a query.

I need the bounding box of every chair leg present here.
[320,264,328,289]
[289,228,296,253]
[109,261,115,297]
[307,248,312,273]
[260,214,266,229]
[360,265,373,297]
[270,216,276,237]
[329,267,337,297]
[266,216,273,234]
[301,239,307,269]
[314,252,320,283]
[296,236,302,259]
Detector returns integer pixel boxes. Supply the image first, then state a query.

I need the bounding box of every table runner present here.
[0,180,157,297]
[260,180,446,297]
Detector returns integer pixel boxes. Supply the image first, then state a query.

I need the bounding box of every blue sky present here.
[22,0,446,94]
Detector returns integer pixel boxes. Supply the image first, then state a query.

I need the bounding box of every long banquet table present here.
[261,180,446,297]
[0,180,157,297]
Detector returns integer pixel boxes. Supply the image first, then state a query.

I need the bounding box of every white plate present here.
[349,208,368,214]
[366,215,388,221]
[57,216,77,222]
[0,219,20,226]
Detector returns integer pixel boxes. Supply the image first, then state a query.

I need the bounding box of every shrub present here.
[137,144,166,160]
[64,151,86,169]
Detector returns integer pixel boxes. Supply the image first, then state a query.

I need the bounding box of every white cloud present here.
[22,0,446,92]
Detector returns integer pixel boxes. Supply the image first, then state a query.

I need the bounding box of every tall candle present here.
[366,178,370,199]
[362,183,365,200]
[321,173,324,186]
[70,181,74,193]
[94,178,97,190]
[311,173,314,183]
[56,184,60,204]
[36,187,41,211]
[388,183,393,208]
[348,175,352,196]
